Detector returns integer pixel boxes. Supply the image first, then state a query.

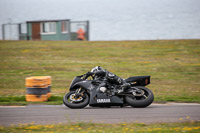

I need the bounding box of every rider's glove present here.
[86,72,93,76]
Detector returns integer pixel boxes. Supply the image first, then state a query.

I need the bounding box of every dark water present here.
[0,0,200,40]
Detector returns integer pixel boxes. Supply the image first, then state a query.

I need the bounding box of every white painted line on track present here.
[0,106,26,108]
[0,103,199,108]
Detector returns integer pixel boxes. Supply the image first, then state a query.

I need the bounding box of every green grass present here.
[0,122,200,133]
[0,40,200,104]
[0,96,63,105]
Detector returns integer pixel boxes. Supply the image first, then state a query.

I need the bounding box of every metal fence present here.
[70,21,89,40]
[2,20,89,41]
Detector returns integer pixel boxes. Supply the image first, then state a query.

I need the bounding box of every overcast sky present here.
[0,0,200,40]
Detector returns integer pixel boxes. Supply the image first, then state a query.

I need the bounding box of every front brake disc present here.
[70,94,83,102]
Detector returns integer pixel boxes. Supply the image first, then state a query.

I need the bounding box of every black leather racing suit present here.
[86,69,128,89]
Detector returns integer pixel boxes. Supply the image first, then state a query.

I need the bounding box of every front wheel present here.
[125,86,154,108]
[63,91,89,109]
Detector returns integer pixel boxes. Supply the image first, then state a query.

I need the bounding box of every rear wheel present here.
[125,86,154,108]
[63,91,89,109]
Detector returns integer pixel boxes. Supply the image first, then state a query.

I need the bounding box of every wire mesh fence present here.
[2,20,89,41]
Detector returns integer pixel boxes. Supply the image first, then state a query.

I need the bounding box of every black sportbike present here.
[63,74,154,109]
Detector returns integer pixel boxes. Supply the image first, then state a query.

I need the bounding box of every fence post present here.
[26,22,30,40]
[68,20,71,40]
[2,24,5,40]
[18,23,21,40]
[86,21,90,41]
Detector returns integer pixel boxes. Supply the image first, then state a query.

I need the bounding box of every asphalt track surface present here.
[0,103,200,126]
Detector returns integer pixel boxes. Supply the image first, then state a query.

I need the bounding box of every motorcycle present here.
[63,73,154,109]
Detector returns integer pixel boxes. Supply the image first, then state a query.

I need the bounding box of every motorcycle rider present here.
[85,66,130,93]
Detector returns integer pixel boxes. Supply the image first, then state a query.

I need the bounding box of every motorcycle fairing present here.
[125,76,150,86]
[70,80,93,92]
[89,87,123,107]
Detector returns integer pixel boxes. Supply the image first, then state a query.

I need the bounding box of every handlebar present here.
[82,72,94,80]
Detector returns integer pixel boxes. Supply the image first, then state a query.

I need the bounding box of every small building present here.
[2,19,89,41]
[27,19,71,40]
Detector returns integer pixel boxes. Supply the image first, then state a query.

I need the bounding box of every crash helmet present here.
[91,66,104,74]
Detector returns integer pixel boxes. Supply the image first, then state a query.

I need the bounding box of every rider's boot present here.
[117,82,130,93]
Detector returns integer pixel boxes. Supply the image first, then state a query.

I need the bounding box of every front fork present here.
[74,88,84,98]
[75,88,81,93]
